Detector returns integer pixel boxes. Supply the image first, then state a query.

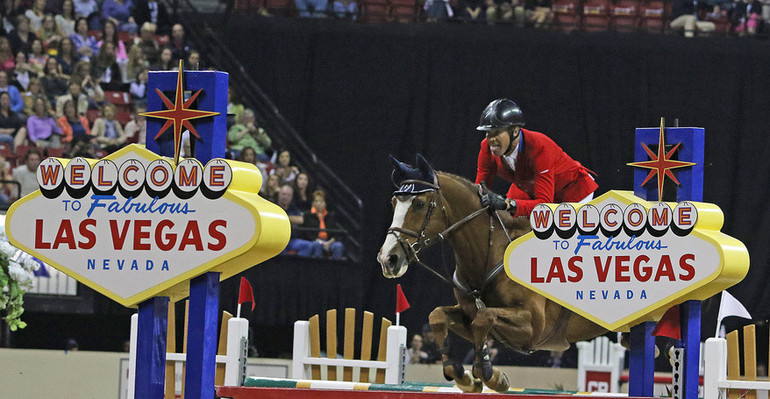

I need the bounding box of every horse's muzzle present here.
[377,251,407,278]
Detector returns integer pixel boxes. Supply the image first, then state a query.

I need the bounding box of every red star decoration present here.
[628,119,696,202]
[140,60,220,163]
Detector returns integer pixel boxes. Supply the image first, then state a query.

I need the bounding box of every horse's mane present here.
[436,171,486,194]
[436,171,532,232]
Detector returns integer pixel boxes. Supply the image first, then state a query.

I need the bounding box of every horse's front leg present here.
[470,306,544,393]
[428,305,482,393]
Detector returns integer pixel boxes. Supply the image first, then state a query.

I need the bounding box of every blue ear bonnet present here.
[390,154,437,195]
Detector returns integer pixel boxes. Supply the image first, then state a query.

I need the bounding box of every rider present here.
[476,99,598,217]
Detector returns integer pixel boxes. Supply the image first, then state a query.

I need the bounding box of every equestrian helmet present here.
[476,99,525,131]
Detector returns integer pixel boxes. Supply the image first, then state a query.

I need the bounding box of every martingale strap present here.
[388,178,513,305]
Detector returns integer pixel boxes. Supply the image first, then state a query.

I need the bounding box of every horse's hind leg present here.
[428,305,482,393]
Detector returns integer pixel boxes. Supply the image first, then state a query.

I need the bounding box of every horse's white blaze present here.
[378,196,413,274]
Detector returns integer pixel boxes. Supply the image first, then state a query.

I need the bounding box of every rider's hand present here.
[481,193,508,213]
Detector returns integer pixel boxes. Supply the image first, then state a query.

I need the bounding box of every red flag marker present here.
[396,284,410,326]
[652,305,681,340]
[237,277,255,318]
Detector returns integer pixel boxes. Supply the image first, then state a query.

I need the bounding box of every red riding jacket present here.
[475,128,598,217]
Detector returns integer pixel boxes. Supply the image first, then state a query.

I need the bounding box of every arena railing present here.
[164,0,365,263]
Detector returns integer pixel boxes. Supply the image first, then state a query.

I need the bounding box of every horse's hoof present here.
[456,370,483,393]
[442,362,464,382]
[473,361,494,382]
[485,369,510,393]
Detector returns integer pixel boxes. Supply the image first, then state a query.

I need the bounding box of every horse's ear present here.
[415,153,435,181]
[390,154,408,186]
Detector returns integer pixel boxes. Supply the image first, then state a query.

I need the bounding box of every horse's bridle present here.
[386,177,512,307]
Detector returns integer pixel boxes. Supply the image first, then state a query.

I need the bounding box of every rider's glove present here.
[481,193,515,215]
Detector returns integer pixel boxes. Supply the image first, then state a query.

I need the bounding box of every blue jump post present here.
[139,65,229,399]
[135,297,170,398]
[631,124,705,399]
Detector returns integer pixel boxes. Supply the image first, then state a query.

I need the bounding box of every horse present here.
[377,154,607,393]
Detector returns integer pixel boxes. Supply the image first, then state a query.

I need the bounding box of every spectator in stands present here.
[271,149,300,183]
[41,58,68,105]
[25,0,47,31]
[56,38,78,76]
[71,17,98,60]
[21,77,44,115]
[37,15,65,51]
[459,0,486,21]
[0,70,24,115]
[56,0,77,36]
[12,147,42,198]
[276,183,317,257]
[74,0,99,21]
[0,38,15,73]
[12,52,36,91]
[0,92,24,148]
[331,0,357,19]
[28,38,47,75]
[0,12,13,36]
[125,44,147,84]
[101,0,138,33]
[294,0,329,18]
[167,23,192,63]
[227,108,272,161]
[186,49,201,70]
[406,334,428,364]
[0,155,14,204]
[526,0,552,28]
[132,0,170,35]
[237,146,267,189]
[238,145,258,165]
[424,0,454,21]
[419,325,442,364]
[303,190,344,259]
[129,67,147,103]
[670,0,715,37]
[98,20,128,64]
[292,172,313,211]
[56,79,88,117]
[91,41,123,91]
[73,59,104,103]
[123,103,144,144]
[227,85,244,127]
[731,0,762,35]
[57,98,92,144]
[261,174,280,203]
[9,15,37,56]
[92,103,125,152]
[151,47,173,70]
[27,95,62,148]
[134,22,160,66]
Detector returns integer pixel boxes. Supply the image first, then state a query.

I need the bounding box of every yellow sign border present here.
[504,190,750,331]
[5,144,290,307]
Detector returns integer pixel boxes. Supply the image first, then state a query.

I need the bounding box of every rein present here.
[387,177,512,308]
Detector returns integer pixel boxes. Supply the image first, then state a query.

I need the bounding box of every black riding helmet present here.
[476,99,525,131]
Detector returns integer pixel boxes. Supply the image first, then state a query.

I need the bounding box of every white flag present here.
[715,290,752,337]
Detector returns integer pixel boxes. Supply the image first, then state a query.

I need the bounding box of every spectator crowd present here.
[248,0,770,37]
[0,0,346,260]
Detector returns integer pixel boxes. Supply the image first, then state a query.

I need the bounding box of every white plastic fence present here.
[292,320,406,385]
[126,313,249,399]
[577,336,626,393]
[704,337,770,399]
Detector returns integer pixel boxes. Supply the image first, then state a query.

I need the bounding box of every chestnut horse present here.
[377,155,606,393]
